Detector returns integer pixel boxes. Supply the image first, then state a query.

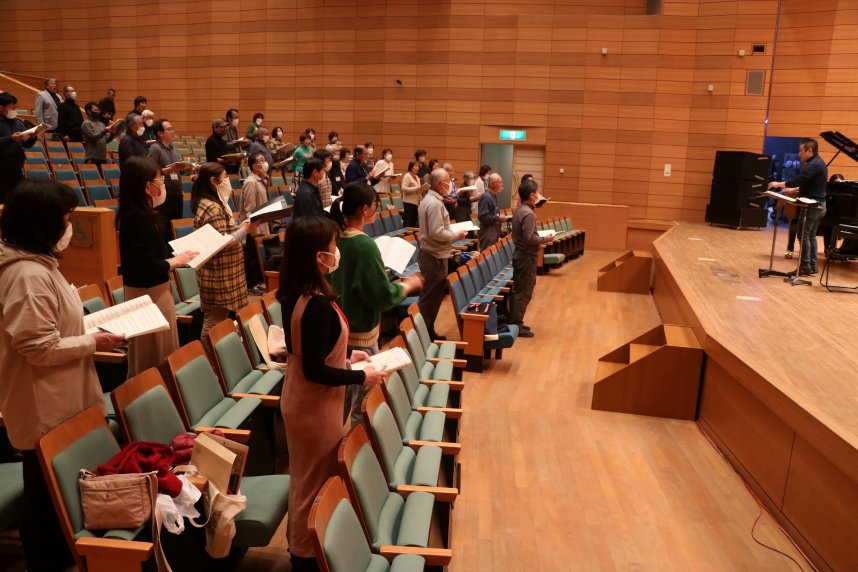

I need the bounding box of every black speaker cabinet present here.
[713,151,772,181]
[705,204,768,229]
[709,178,767,209]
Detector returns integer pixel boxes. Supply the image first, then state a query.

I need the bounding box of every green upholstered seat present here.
[324,498,426,572]
[111,287,125,305]
[265,298,283,329]
[175,267,201,303]
[386,373,445,443]
[232,474,291,547]
[0,463,23,532]
[119,381,290,551]
[214,332,283,395]
[350,445,435,551]
[175,356,261,429]
[81,295,107,315]
[410,312,456,360]
[399,362,450,409]
[403,329,454,382]
[543,253,565,266]
[369,402,443,490]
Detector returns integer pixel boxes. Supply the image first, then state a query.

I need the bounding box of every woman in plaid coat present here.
[191,162,261,347]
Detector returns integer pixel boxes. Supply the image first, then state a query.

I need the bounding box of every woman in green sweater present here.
[330,182,424,425]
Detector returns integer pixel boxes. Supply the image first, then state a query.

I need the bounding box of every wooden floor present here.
[0,243,814,571]
[237,246,810,571]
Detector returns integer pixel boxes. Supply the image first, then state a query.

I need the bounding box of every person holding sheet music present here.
[330,146,349,198]
[478,172,506,250]
[147,119,189,234]
[0,180,127,572]
[293,158,328,220]
[276,216,388,572]
[118,157,198,375]
[372,147,395,195]
[293,133,314,187]
[329,182,425,426]
[192,162,262,349]
[81,101,119,170]
[345,144,381,186]
[239,152,270,296]
[0,92,37,149]
[313,149,335,207]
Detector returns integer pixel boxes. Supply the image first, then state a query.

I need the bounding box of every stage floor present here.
[654,221,858,451]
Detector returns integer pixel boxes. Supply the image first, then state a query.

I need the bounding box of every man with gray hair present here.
[34,77,62,131]
[478,172,505,250]
[417,168,469,340]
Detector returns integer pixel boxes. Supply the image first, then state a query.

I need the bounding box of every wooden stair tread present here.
[663,325,700,349]
[595,360,627,381]
[629,343,661,362]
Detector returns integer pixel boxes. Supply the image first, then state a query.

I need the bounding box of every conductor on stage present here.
[768,138,828,276]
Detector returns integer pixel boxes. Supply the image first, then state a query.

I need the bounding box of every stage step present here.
[591,324,704,420]
[596,250,653,295]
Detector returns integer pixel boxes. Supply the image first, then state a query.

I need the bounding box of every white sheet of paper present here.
[84,295,169,339]
[350,347,412,372]
[457,185,478,193]
[168,224,233,269]
[449,221,479,233]
[537,230,555,238]
[250,198,290,220]
[374,235,416,274]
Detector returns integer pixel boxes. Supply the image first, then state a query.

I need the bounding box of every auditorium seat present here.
[309,476,427,572]
[261,290,283,329]
[105,275,125,305]
[388,335,462,410]
[383,371,461,444]
[337,411,453,564]
[171,217,194,239]
[164,341,262,436]
[0,462,23,534]
[235,302,275,370]
[206,318,283,401]
[36,406,154,572]
[173,267,201,304]
[111,368,291,552]
[406,304,462,360]
[399,318,465,382]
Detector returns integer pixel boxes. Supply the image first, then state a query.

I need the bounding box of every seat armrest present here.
[416,406,463,419]
[194,427,251,443]
[380,546,453,567]
[229,393,280,407]
[396,484,459,502]
[94,351,127,364]
[422,380,465,390]
[427,357,467,368]
[407,440,461,455]
[75,537,153,572]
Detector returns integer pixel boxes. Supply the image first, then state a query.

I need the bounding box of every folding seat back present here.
[457,266,477,301]
[372,218,385,237]
[106,275,125,306]
[207,319,257,394]
[310,476,425,572]
[0,461,23,534]
[111,367,187,445]
[78,164,101,181]
[36,406,153,572]
[380,212,395,233]
[390,210,404,231]
[182,196,193,218]
[235,302,271,368]
[261,290,283,329]
[174,267,200,301]
[363,222,374,237]
[25,168,51,181]
[78,284,108,314]
[54,167,78,183]
[86,183,112,203]
[171,217,194,239]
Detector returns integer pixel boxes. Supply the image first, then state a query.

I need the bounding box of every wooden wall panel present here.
[1,0,855,222]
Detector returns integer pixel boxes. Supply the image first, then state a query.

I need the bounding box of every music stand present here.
[784,198,818,286]
[758,190,794,278]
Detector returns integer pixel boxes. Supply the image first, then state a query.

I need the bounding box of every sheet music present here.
[168,223,233,269]
[374,235,416,274]
[350,347,412,372]
[84,295,170,339]
[457,185,478,193]
[537,230,555,238]
[449,221,479,233]
[21,123,51,137]
[250,198,289,220]
[762,190,797,203]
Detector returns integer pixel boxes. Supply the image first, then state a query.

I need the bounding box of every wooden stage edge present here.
[651,222,858,572]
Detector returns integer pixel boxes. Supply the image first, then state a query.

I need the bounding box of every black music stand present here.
[758,191,793,278]
[784,199,817,286]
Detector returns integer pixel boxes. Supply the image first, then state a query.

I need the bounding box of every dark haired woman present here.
[329,182,424,424]
[276,216,388,572]
[191,162,261,347]
[0,180,126,571]
[118,156,197,375]
[246,111,264,140]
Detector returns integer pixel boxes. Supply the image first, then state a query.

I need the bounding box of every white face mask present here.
[367,148,374,156]
[275,131,281,138]
[4,108,16,120]
[259,162,269,173]
[384,153,392,161]
[309,133,315,141]
[56,222,73,252]
[149,181,166,208]
[318,247,341,274]
[324,161,332,172]
[217,179,232,204]
[255,118,263,126]
[232,118,239,127]
[68,91,77,100]
[136,126,145,137]
[144,118,153,127]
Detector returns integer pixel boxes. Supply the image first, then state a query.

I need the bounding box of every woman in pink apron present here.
[277,216,388,572]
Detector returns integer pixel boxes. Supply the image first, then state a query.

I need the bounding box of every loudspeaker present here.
[709,178,767,209]
[705,204,768,228]
[712,151,771,181]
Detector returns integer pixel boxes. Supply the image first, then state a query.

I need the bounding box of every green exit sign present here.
[499,129,526,141]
